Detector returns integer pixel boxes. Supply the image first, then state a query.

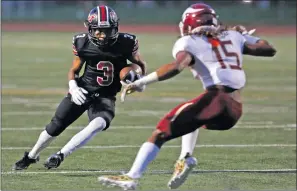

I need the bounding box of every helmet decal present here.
[88,14,97,23]
[98,6,110,26]
[110,11,118,23]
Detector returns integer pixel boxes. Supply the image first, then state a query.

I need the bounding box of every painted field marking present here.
[2,144,295,150]
[2,168,296,175]
[1,124,296,131]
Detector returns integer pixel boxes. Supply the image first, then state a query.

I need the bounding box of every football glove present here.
[231,25,256,35]
[120,79,146,103]
[69,80,88,105]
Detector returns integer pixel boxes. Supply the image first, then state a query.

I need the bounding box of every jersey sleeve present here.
[229,31,247,53]
[72,36,79,56]
[122,33,139,57]
[243,35,260,44]
[131,37,139,56]
[172,36,194,59]
[72,33,87,57]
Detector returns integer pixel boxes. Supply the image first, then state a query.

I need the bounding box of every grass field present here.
[1,31,296,190]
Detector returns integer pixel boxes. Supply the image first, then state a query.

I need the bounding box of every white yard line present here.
[1,124,296,131]
[2,144,295,150]
[2,106,294,116]
[2,168,296,175]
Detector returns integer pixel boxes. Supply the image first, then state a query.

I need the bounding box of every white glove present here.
[242,28,256,36]
[121,79,146,92]
[120,80,146,103]
[69,80,88,105]
[232,25,256,35]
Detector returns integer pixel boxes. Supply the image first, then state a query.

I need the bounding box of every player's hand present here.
[121,74,146,92]
[69,86,88,105]
[120,80,146,103]
[232,25,256,35]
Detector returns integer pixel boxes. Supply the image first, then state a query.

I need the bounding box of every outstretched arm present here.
[231,25,276,57]
[243,41,276,57]
[134,51,194,86]
[120,51,193,102]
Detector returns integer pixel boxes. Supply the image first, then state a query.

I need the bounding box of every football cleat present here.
[12,151,39,170]
[98,175,138,190]
[167,154,197,189]
[44,153,64,169]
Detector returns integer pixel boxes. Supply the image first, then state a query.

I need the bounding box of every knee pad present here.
[45,117,66,137]
[150,130,170,146]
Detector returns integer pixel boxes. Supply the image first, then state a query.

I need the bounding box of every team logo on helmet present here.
[88,14,97,23]
[109,11,118,22]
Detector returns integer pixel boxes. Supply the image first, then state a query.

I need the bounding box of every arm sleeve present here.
[72,36,79,56]
[131,37,139,56]
[122,33,139,57]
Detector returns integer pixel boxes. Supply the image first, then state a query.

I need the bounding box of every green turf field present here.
[1,32,296,190]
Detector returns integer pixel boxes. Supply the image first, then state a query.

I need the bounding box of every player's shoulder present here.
[173,35,197,50]
[175,35,193,44]
[117,32,138,43]
[116,33,139,55]
[73,32,88,39]
[72,33,88,47]
[172,36,198,59]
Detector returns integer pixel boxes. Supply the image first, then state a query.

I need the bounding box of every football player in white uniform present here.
[166,24,273,190]
[98,3,276,190]
[164,5,276,189]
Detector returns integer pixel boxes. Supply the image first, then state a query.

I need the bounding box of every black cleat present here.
[44,153,64,169]
[12,151,39,170]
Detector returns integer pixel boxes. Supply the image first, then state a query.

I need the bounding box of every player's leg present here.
[97,94,210,190]
[98,91,243,189]
[44,97,115,169]
[168,130,199,189]
[179,129,199,160]
[175,91,243,168]
[168,89,227,188]
[170,91,220,188]
[168,90,242,189]
[203,93,242,131]
[13,94,86,170]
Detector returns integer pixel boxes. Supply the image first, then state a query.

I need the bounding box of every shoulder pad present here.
[119,32,137,41]
[118,33,139,56]
[172,36,194,59]
[72,33,88,56]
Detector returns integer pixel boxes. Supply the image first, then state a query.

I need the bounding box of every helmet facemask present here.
[87,25,118,46]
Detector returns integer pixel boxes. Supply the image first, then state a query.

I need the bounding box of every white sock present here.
[28,130,55,159]
[179,129,199,159]
[126,142,160,179]
[60,117,106,157]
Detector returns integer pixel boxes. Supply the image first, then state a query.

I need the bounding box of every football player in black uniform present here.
[13,5,147,170]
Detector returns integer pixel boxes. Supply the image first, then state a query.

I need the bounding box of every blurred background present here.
[2,1,296,191]
[2,0,296,25]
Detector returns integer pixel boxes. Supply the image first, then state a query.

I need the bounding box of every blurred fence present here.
[1,0,296,25]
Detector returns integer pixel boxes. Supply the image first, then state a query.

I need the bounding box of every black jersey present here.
[72,32,139,96]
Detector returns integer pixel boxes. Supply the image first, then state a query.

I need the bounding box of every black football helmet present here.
[84,6,119,46]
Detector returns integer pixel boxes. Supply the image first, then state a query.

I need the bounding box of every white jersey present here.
[172,30,248,90]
